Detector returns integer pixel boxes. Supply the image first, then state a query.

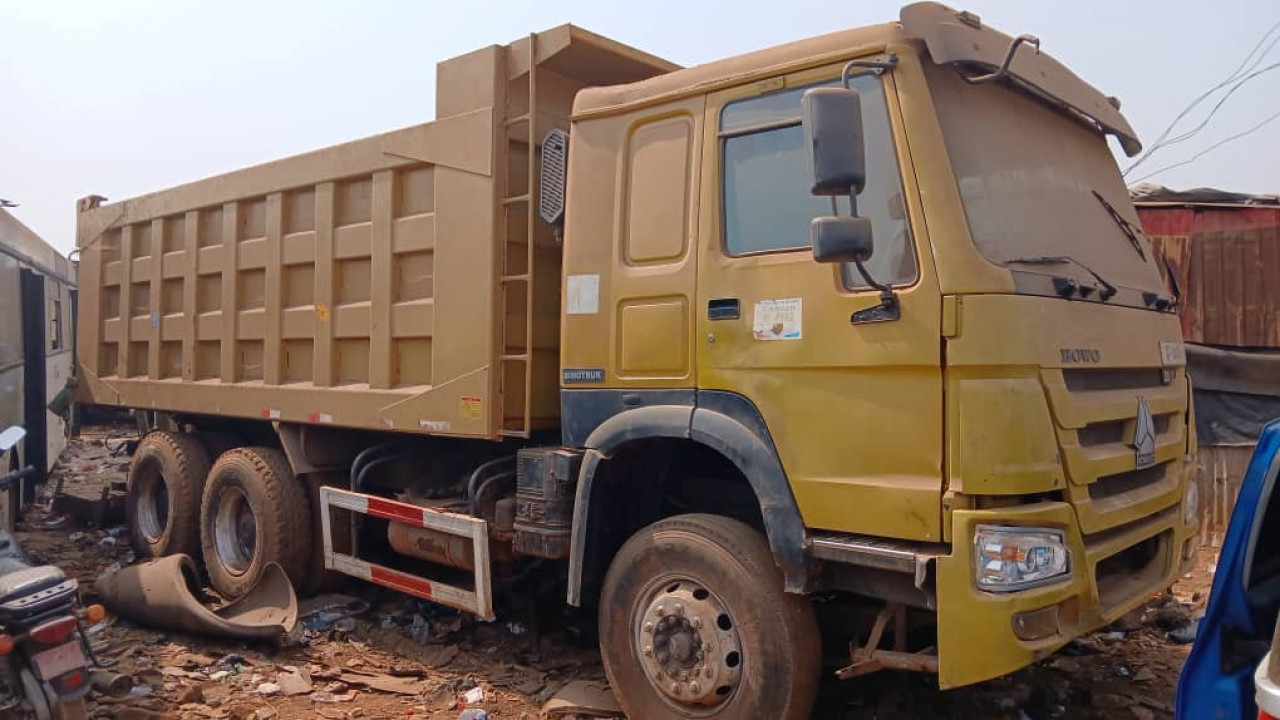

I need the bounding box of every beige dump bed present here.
[75,27,677,440]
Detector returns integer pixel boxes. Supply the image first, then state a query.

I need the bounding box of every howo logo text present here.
[1060,348,1101,364]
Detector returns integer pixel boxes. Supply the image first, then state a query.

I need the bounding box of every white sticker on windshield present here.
[753,298,802,340]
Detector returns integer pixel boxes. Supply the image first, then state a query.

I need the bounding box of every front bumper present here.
[933,462,1197,689]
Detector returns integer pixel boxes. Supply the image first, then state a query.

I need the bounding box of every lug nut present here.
[643,645,653,657]
[690,681,701,694]
[704,666,714,678]
[643,622,654,634]
[671,683,682,695]
[654,605,665,616]
[691,617,702,629]
[674,603,685,616]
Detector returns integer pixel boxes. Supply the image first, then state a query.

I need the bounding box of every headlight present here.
[1183,480,1199,526]
[974,526,1071,592]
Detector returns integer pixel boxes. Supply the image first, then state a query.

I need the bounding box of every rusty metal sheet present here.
[95,554,297,644]
[1141,205,1280,348]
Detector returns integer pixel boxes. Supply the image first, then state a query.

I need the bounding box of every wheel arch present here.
[566,392,809,606]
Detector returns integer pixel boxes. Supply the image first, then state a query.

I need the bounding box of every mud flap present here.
[95,554,298,644]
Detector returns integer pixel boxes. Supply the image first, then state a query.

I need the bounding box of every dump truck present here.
[74,3,1197,716]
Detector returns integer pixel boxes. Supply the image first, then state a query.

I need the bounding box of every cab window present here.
[720,73,917,289]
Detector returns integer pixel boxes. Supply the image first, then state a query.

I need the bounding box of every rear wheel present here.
[126,431,211,559]
[200,448,311,598]
[51,698,87,720]
[599,514,820,720]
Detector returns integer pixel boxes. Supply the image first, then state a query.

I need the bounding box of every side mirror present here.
[802,87,866,196]
[812,216,873,264]
[0,426,26,453]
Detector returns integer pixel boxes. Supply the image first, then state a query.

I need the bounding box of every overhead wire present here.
[1152,57,1280,152]
[1124,20,1280,176]
[1129,106,1280,183]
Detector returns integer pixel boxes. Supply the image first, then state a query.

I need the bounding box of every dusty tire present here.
[599,513,821,720]
[53,698,87,720]
[200,447,311,598]
[126,431,211,559]
[298,471,345,597]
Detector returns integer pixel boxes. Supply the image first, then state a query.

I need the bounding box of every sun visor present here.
[901,2,1142,157]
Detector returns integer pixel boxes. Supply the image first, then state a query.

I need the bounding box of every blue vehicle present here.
[1177,420,1280,719]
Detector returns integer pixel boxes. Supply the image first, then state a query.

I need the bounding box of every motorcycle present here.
[0,425,103,719]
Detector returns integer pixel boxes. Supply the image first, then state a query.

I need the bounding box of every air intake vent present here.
[538,129,569,229]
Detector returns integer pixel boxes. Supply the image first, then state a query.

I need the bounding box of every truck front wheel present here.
[126,431,211,559]
[199,447,311,598]
[599,513,820,719]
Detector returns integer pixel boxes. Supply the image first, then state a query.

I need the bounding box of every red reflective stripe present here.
[370,565,433,599]
[365,497,425,527]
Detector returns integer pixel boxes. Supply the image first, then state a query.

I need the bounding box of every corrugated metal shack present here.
[1137,184,1280,544]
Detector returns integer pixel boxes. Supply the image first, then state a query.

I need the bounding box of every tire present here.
[52,698,87,720]
[126,431,211,559]
[298,471,345,597]
[200,447,311,598]
[599,514,821,720]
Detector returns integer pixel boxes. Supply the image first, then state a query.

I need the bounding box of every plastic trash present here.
[460,686,484,705]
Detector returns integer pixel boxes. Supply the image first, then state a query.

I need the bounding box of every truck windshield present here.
[922,61,1167,299]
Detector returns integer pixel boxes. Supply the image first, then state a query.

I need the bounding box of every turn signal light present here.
[0,635,13,656]
[29,617,76,645]
[85,604,106,624]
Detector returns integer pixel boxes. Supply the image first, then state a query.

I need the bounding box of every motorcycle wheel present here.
[51,698,87,720]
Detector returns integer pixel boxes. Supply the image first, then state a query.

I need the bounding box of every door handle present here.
[708,298,740,320]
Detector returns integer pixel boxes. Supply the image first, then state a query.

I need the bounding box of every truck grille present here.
[1078,415,1172,447]
[1042,368,1187,535]
[1088,462,1169,502]
[1094,527,1172,612]
[1063,368,1165,392]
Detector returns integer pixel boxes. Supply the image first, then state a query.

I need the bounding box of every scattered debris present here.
[96,553,298,643]
[542,680,623,718]
[339,671,426,695]
[1168,620,1201,645]
[460,686,485,705]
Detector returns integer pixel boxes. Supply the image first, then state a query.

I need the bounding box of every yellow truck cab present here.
[557,0,1194,698]
[73,3,1195,718]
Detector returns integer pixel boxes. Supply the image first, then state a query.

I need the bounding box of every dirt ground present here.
[14,427,1214,719]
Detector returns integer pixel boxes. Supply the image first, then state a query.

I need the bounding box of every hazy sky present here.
[3,0,1277,254]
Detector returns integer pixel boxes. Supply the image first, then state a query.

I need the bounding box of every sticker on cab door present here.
[566,274,600,315]
[753,298,802,340]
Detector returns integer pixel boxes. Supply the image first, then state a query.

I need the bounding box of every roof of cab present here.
[572,21,907,117]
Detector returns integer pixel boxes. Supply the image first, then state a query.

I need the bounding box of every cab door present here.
[695,60,944,541]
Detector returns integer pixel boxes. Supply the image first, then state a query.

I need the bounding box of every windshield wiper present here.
[1005,255,1118,301]
[1092,190,1147,261]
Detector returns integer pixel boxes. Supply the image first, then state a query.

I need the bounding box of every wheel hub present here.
[213,488,257,574]
[136,472,169,542]
[636,580,743,707]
